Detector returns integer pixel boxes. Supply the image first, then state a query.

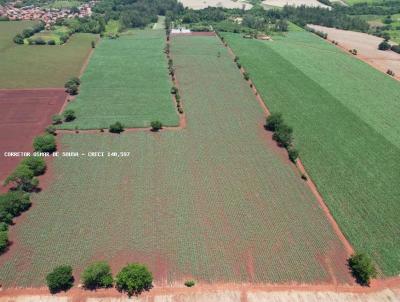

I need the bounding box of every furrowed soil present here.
[0,89,67,186]
[0,35,351,287]
[222,29,400,276]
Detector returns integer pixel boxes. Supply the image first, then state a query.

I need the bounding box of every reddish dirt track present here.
[0,89,67,189]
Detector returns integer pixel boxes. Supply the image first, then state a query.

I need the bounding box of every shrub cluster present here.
[265,113,299,163]
[378,39,391,50]
[4,156,46,192]
[390,44,400,54]
[348,252,377,286]
[64,77,81,96]
[13,22,45,44]
[109,121,124,133]
[386,69,395,76]
[33,134,57,153]
[349,48,357,55]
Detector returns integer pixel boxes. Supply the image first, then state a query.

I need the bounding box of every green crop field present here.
[0,21,96,89]
[60,29,179,129]
[223,30,400,276]
[0,35,351,287]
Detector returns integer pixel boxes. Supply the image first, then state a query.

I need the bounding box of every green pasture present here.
[223,30,400,276]
[24,26,71,45]
[0,35,351,287]
[0,21,96,88]
[60,29,179,129]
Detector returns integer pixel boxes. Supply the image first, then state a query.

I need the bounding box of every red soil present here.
[170,32,216,37]
[0,277,399,298]
[0,89,67,190]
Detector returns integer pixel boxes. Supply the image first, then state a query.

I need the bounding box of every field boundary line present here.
[0,277,399,296]
[166,35,187,128]
[220,33,355,257]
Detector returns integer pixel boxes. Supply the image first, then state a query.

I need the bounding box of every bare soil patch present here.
[0,89,67,187]
[308,25,400,80]
[262,0,328,8]
[178,0,252,9]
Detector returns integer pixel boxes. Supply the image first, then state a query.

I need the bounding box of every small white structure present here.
[171,27,191,34]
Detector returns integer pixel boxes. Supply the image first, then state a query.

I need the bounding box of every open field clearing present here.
[308,25,400,78]
[0,35,351,287]
[0,89,66,185]
[222,30,400,276]
[0,21,96,89]
[178,0,252,10]
[59,30,179,129]
[262,0,328,8]
[0,286,399,302]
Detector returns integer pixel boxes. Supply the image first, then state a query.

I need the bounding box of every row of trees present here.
[47,262,153,297]
[0,153,49,253]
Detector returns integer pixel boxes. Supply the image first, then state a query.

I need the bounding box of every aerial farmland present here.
[0,0,399,301]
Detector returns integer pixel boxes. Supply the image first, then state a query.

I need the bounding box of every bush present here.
[272,124,293,148]
[243,72,250,81]
[33,134,57,153]
[34,38,46,45]
[170,86,178,94]
[0,191,31,224]
[4,165,38,192]
[288,147,299,163]
[378,40,391,50]
[13,34,24,44]
[46,265,74,294]
[236,62,242,69]
[46,125,57,135]
[150,121,162,132]
[47,39,56,45]
[21,156,46,176]
[91,40,96,48]
[115,263,153,297]
[68,77,81,86]
[109,122,124,133]
[234,56,239,62]
[52,115,63,125]
[348,253,377,286]
[265,113,283,131]
[82,261,113,289]
[65,83,78,95]
[387,69,395,76]
[63,109,76,122]
[301,174,307,180]
[184,280,195,287]
[0,230,8,254]
[390,44,400,54]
